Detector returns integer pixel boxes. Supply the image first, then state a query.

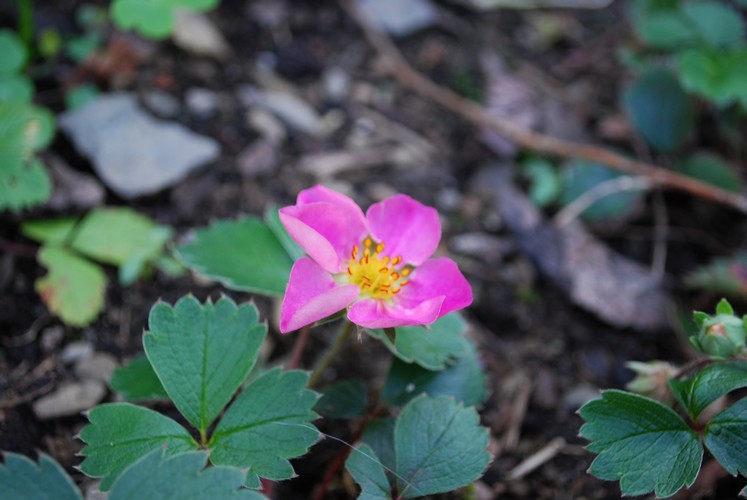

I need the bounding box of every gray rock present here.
[185,87,219,118]
[142,90,181,118]
[358,0,439,37]
[60,341,94,365]
[75,353,118,384]
[172,9,230,60]
[322,66,350,103]
[32,380,106,420]
[59,93,220,198]
[40,325,65,354]
[237,139,278,178]
[238,86,322,136]
[45,154,105,211]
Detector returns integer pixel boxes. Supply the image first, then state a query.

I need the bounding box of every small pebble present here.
[32,380,106,420]
[75,353,118,384]
[60,341,94,365]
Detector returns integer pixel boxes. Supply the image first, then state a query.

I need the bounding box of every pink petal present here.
[280,258,360,333]
[279,203,364,274]
[366,194,441,266]
[397,257,472,318]
[297,185,367,231]
[347,296,445,330]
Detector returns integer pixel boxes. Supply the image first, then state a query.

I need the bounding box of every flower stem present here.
[308,320,355,389]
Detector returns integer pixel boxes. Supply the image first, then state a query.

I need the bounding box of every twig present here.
[338,0,747,214]
[507,437,566,480]
[288,326,311,370]
[553,176,653,226]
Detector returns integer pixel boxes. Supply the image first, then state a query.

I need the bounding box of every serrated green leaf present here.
[579,390,702,498]
[361,418,397,478]
[21,218,78,245]
[384,340,488,407]
[109,354,169,401]
[144,296,266,433]
[0,102,55,152]
[670,362,747,420]
[264,207,304,261]
[560,160,643,221]
[345,443,390,500]
[0,30,27,74]
[36,245,106,327]
[0,75,33,103]
[367,313,468,370]
[704,397,747,476]
[210,368,319,485]
[79,403,197,491]
[109,449,265,500]
[681,1,745,49]
[0,159,52,212]
[174,216,293,296]
[0,453,82,500]
[315,380,368,419]
[677,153,742,192]
[622,67,693,152]
[395,396,490,498]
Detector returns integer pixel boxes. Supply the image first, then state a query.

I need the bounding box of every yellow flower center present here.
[346,237,411,300]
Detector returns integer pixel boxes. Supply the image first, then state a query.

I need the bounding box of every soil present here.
[1,0,745,498]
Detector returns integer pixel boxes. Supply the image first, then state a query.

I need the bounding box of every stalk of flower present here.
[278,185,473,333]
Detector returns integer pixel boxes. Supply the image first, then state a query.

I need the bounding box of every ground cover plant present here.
[5,0,747,498]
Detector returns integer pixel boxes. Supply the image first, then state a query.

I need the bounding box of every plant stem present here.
[16,0,34,49]
[308,320,355,389]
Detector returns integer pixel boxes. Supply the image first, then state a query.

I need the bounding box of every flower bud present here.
[690,299,747,358]
[625,360,677,404]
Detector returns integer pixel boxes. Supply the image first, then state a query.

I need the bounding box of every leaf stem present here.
[308,320,355,389]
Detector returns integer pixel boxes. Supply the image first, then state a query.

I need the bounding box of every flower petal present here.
[347,296,444,330]
[397,257,472,318]
[280,258,360,333]
[366,194,440,265]
[297,185,367,231]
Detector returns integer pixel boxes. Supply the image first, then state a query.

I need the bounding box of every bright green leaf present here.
[0,453,82,500]
[110,0,176,39]
[560,160,643,221]
[0,102,56,152]
[0,159,52,212]
[264,206,304,261]
[704,397,747,476]
[676,48,747,107]
[36,245,106,327]
[579,390,702,498]
[395,396,490,498]
[315,380,368,419]
[22,218,78,245]
[622,67,693,152]
[384,340,488,407]
[681,1,745,49]
[109,449,266,500]
[669,362,747,420]
[520,158,562,207]
[0,75,33,103]
[144,296,266,433]
[676,153,742,192]
[0,30,27,74]
[65,84,100,110]
[109,354,169,401]
[345,443,391,500]
[636,12,697,49]
[174,216,293,296]
[367,313,468,370]
[210,368,319,485]
[79,403,197,491]
[717,298,736,316]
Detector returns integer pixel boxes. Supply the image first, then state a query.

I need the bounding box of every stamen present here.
[352,245,358,259]
[375,243,385,254]
[391,272,399,280]
[364,237,373,248]
[392,288,401,294]
[347,267,353,275]
[400,280,409,287]
[392,256,402,265]
[379,267,388,273]
[401,268,411,277]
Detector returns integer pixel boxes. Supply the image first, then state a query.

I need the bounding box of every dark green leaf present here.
[579,390,702,497]
[315,380,368,419]
[264,207,304,261]
[345,443,390,500]
[210,368,319,485]
[395,396,490,498]
[144,296,266,434]
[0,453,81,500]
[174,216,293,296]
[560,160,643,221]
[79,403,197,491]
[670,362,747,420]
[681,1,745,48]
[109,354,169,402]
[0,30,27,74]
[635,12,697,49]
[361,418,397,478]
[676,153,742,192]
[704,397,747,476]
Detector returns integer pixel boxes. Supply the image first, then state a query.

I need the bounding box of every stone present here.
[32,380,106,420]
[172,9,229,60]
[75,352,118,384]
[238,86,322,136]
[142,90,180,118]
[185,87,219,118]
[237,139,277,178]
[45,154,105,211]
[358,0,439,37]
[59,93,220,198]
[322,66,350,103]
[60,341,94,365]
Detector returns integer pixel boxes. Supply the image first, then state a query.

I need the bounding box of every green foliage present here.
[367,313,468,370]
[65,84,100,110]
[685,254,747,298]
[669,362,747,420]
[110,0,220,39]
[174,215,294,297]
[315,380,369,418]
[520,157,562,208]
[0,30,28,74]
[690,299,747,358]
[622,67,693,152]
[676,153,742,192]
[703,398,747,476]
[0,453,82,500]
[560,160,642,221]
[109,354,169,401]
[579,390,702,497]
[676,49,747,107]
[144,296,266,434]
[345,444,390,500]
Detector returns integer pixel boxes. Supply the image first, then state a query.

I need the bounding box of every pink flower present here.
[278,185,472,333]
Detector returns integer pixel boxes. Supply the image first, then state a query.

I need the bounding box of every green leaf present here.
[670,362,747,420]
[109,449,265,500]
[264,207,304,261]
[71,207,172,267]
[79,403,197,491]
[520,158,562,207]
[36,245,106,327]
[315,380,368,419]
[0,30,28,74]
[0,75,33,103]
[635,12,697,49]
[384,340,488,407]
[622,67,694,152]
[144,296,266,433]
[676,48,747,107]
[704,397,747,476]
[681,1,745,49]
[685,254,747,298]
[0,453,82,500]
[676,153,742,192]
[210,368,319,485]
[109,354,169,401]
[560,160,643,221]
[361,418,397,478]
[174,216,293,296]
[395,396,490,498]
[0,102,56,152]
[110,0,219,39]
[22,218,78,245]
[579,390,702,498]
[367,313,468,370]
[717,298,736,316]
[65,84,100,110]
[0,159,52,212]
[345,443,391,500]
[65,35,100,63]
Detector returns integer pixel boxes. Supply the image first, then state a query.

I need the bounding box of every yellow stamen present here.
[344,236,414,300]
